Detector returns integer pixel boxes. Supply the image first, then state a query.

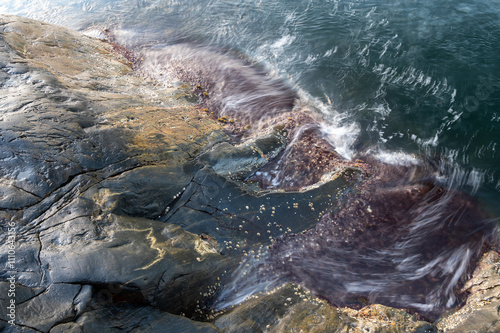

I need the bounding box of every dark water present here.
[3,0,500,318]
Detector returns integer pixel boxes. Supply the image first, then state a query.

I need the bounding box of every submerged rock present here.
[161,166,360,254]
[139,43,297,126]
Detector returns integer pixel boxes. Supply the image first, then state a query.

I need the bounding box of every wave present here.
[107,36,496,318]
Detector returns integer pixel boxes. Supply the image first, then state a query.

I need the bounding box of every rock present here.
[38,211,231,314]
[97,164,199,219]
[0,283,86,332]
[0,14,221,215]
[0,15,129,206]
[16,284,85,332]
[0,323,40,333]
[49,304,221,333]
[161,166,361,252]
[214,283,437,333]
[437,250,500,332]
[0,236,44,288]
[198,127,287,181]
[0,14,228,331]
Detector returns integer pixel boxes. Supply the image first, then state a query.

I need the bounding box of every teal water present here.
[2,0,500,315]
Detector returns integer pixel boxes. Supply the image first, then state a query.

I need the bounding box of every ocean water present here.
[2,0,500,317]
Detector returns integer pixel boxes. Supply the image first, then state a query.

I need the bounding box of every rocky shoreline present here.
[0,15,499,332]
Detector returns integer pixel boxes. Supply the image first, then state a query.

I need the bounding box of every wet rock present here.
[0,17,130,206]
[0,283,84,332]
[97,164,199,219]
[37,202,232,315]
[198,127,287,181]
[0,236,44,288]
[0,185,40,210]
[0,14,221,214]
[0,323,39,333]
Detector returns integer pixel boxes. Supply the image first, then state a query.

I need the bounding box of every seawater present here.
[2,0,499,317]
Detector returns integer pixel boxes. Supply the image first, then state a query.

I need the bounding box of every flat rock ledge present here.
[0,15,498,333]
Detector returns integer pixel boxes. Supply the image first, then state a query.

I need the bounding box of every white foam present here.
[270,34,295,51]
[372,149,420,166]
[344,281,386,293]
[320,122,359,160]
[295,91,360,160]
[467,168,485,194]
[82,29,107,40]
